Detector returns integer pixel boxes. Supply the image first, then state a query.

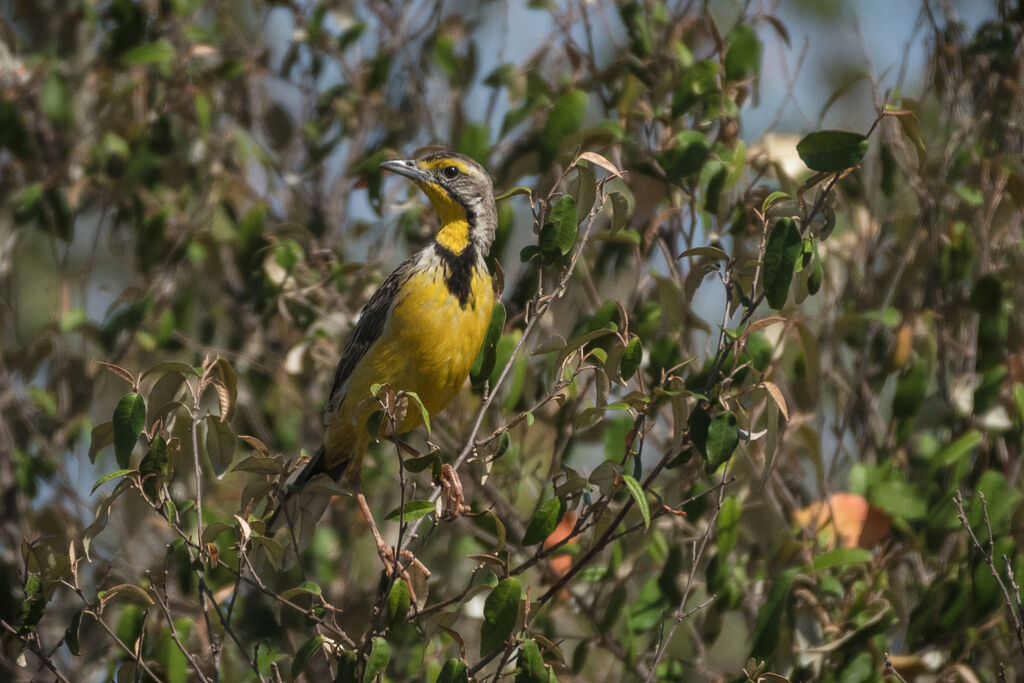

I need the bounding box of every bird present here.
[268,150,497,556]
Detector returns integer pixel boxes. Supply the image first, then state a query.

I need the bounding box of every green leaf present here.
[620,336,643,381]
[812,548,873,570]
[762,218,802,309]
[403,391,431,435]
[522,498,567,546]
[437,659,470,683]
[621,474,650,530]
[716,495,742,556]
[41,72,71,126]
[724,24,762,81]
[386,579,411,628]
[660,130,710,180]
[678,246,729,261]
[291,635,323,679]
[363,636,390,683]
[480,578,522,656]
[458,122,491,164]
[932,429,982,469]
[401,452,441,474]
[230,456,284,476]
[204,415,236,477]
[65,610,83,656]
[16,575,46,635]
[120,39,177,68]
[280,581,322,600]
[807,239,824,295]
[139,435,168,500]
[706,411,739,467]
[609,191,632,233]
[90,468,135,495]
[539,195,578,258]
[569,163,597,216]
[750,566,800,659]
[688,405,711,459]
[112,393,146,468]
[869,480,926,520]
[541,89,587,161]
[515,638,553,683]
[496,186,533,202]
[472,302,507,388]
[89,421,114,464]
[761,190,791,213]
[383,500,436,523]
[892,358,929,419]
[796,130,869,172]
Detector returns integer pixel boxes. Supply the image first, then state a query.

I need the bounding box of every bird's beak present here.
[380,158,430,183]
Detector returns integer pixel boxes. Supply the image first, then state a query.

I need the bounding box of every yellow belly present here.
[324,264,493,472]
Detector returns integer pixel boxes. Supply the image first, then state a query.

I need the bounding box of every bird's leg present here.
[351,475,430,603]
[352,474,392,563]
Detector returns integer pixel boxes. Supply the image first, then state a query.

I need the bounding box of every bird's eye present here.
[441,165,461,179]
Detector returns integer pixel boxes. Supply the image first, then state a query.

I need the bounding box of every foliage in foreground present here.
[2,1,1024,681]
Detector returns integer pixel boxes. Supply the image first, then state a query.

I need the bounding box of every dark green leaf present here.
[140,435,168,500]
[88,421,114,464]
[230,456,284,476]
[291,635,324,679]
[437,659,469,683]
[472,302,507,387]
[65,610,83,656]
[688,405,711,459]
[660,131,710,180]
[539,195,578,258]
[515,638,554,683]
[569,164,597,216]
[620,336,643,381]
[401,452,441,474]
[762,218,802,309]
[16,575,46,635]
[541,89,587,161]
[112,393,146,468]
[724,24,762,81]
[750,567,799,659]
[609,191,632,233]
[706,411,739,467]
[522,498,567,546]
[204,415,236,477]
[892,359,929,419]
[796,130,869,172]
[481,578,522,656]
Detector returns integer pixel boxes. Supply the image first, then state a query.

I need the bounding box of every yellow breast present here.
[329,260,494,456]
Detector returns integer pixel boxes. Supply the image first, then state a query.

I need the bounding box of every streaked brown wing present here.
[323,253,417,418]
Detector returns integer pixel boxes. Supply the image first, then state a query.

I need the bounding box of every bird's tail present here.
[266,445,326,530]
[266,445,351,530]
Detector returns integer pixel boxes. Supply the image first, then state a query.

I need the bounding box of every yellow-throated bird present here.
[269,151,497,541]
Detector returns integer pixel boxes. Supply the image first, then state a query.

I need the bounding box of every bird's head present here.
[381,151,496,253]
